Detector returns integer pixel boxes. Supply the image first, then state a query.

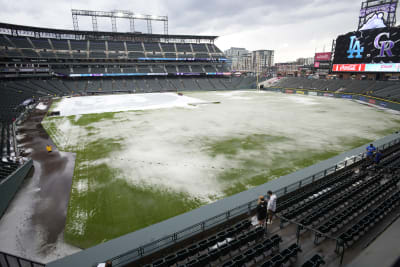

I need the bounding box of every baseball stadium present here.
[1,1,400,267]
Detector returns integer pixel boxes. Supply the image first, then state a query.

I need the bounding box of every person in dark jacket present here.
[374,150,383,165]
[256,196,267,226]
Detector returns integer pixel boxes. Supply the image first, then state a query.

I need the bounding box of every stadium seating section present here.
[0,30,261,128]
[0,35,223,60]
[269,77,400,102]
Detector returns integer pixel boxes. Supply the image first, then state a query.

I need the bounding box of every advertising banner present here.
[314,52,332,61]
[332,63,400,72]
[360,3,397,17]
[364,63,400,72]
[342,95,353,99]
[69,72,232,78]
[332,64,366,72]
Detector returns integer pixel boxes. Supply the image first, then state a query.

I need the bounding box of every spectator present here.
[366,144,376,158]
[256,196,267,227]
[267,190,277,224]
[374,150,383,165]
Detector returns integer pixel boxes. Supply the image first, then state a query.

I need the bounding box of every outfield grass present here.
[43,112,206,248]
[42,93,400,249]
[65,163,203,248]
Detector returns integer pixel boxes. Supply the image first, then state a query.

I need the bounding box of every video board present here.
[333,27,400,65]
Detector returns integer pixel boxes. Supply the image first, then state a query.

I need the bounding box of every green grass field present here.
[42,91,400,248]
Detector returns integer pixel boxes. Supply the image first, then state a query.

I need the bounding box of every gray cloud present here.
[0,0,364,61]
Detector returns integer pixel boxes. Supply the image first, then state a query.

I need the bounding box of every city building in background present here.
[296,57,314,66]
[251,50,275,74]
[224,47,248,70]
[224,47,274,76]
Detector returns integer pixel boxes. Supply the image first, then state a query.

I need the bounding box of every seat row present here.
[148,219,257,267]
[381,150,400,168]
[339,190,400,246]
[259,243,302,267]
[299,173,384,227]
[277,169,355,213]
[317,178,399,235]
[221,235,283,267]
[301,254,325,267]
[151,231,280,267]
[284,172,370,221]
[279,143,400,215]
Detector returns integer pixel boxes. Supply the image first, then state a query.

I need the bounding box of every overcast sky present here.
[0,0,363,62]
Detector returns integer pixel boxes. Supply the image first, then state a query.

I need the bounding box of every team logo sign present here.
[374,32,394,57]
[347,36,364,59]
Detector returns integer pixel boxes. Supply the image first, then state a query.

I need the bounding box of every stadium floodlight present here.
[71,9,168,34]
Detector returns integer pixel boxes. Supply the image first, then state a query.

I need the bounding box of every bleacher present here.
[176,43,193,53]
[269,77,400,102]
[120,142,400,267]
[161,43,176,53]
[0,22,252,129]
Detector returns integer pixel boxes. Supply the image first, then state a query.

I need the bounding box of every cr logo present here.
[347,36,364,59]
[374,32,394,57]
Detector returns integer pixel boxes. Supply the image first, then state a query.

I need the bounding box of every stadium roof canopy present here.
[0,22,219,43]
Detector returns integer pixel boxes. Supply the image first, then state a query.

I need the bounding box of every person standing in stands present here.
[267,190,277,224]
[374,150,383,165]
[256,196,267,227]
[366,144,376,159]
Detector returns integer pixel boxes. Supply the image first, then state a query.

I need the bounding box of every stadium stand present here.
[51,40,69,50]
[192,43,208,52]
[126,42,144,51]
[176,43,192,52]
[70,40,87,51]
[31,38,52,49]
[89,41,106,51]
[267,77,400,102]
[161,43,176,52]
[8,36,32,48]
[0,23,262,107]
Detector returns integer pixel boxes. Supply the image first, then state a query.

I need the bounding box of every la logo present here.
[347,36,364,59]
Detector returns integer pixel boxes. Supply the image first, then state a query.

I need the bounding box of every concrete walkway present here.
[346,215,400,267]
[0,101,80,263]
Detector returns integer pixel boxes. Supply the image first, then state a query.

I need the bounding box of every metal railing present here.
[0,250,45,267]
[109,137,400,266]
[272,213,346,265]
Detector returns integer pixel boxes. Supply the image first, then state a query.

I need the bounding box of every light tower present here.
[71,9,169,34]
